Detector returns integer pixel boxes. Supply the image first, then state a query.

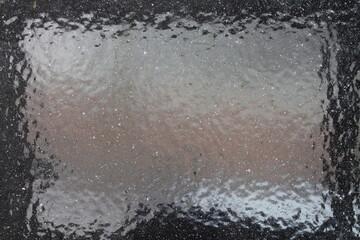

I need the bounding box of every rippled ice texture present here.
[21,14,331,236]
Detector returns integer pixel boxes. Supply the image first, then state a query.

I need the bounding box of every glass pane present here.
[1,1,359,239]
